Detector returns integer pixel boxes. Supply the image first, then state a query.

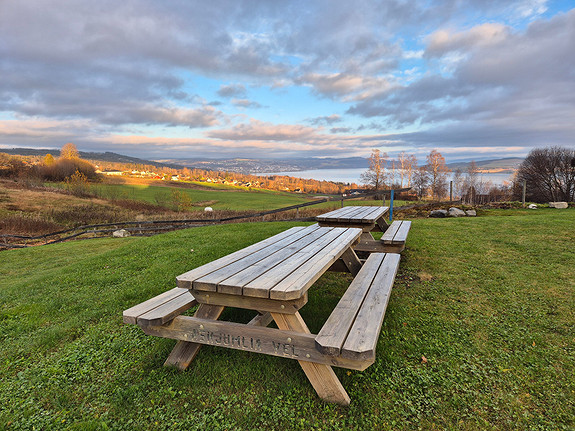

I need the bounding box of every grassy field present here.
[1,209,573,429]
[86,181,314,212]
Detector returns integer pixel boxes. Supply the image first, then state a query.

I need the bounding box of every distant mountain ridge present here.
[446,157,523,173]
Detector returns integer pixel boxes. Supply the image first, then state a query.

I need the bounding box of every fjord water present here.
[255,168,515,185]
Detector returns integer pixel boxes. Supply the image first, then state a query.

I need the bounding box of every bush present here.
[38,158,97,182]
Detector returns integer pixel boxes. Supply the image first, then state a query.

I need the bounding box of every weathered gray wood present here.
[163,304,224,370]
[392,220,411,244]
[136,292,198,326]
[340,248,362,276]
[247,312,273,327]
[123,287,194,325]
[316,206,358,221]
[381,220,401,244]
[242,227,354,298]
[215,226,330,294]
[272,312,352,405]
[192,225,323,293]
[176,226,308,290]
[341,253,400,361]
[315,253,385,356]
[191,289,308,314]
[267,228,362,300]
[143,315,372,371]
[316,206,388,224]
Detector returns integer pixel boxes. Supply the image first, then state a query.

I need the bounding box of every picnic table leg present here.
[376,217,389,232]
[164,303,224,370]
[271,312,351,406]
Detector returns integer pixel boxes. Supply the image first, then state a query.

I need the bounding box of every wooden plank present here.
[215,226,331,295]
[241,227,350,298]
[335,206,367,222]
[392,221,411,245]
[381,220,401,244]
[191,290,308,314]
[340,248,362,276]
[341,253,400,361]
[136,291,198,326]
[143,315,372,371]
[163,304,224,370]
[269,228,362,300]
[176,226,308,289]
[123,287,190,324]
[316,206,358,222]
[247,312,273,327]
[271,312,351,405]
[315,253,385,356]
[318,221,375,232]
[192,225,323,293]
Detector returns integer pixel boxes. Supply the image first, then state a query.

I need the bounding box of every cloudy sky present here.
[1,0,574,162]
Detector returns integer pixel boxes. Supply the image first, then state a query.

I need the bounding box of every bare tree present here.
[516,146,575,202]
[452,168,464,200]
[412,166,430,200]
[360,149,388,192]
[425,150,450,200]
[406,154,417,187]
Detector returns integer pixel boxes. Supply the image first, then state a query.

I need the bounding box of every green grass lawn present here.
[1,210,574,430]
[55,181,314,212]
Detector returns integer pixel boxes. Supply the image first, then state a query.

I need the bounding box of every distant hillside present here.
[447,158,523,173]
[157,157,370,174]
[1,148,184,170]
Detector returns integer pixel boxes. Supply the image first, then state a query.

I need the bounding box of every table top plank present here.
[216,226,333,295]
[316,206,358,221]
[177,226,307,290]
[316,206,389,224]
[192,225,323,293]
[241,227,353,298]
[269,227,362,300]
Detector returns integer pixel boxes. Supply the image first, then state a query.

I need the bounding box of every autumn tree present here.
[425,150,450,200]
[360,149,388,192]
[43,153,55,166]
[60,142,80,159]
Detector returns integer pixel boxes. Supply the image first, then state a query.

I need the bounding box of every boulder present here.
[549,202,568,209]
[528,204,538,209]
[448,207,466,217]
[465,210,477,217]
[204,207,213,212]
[429,209,447,218]
[113,229,130,238]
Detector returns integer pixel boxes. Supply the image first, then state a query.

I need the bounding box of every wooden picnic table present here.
[316,205,411,253]
[124,223,401,405]
[316,205,389,232]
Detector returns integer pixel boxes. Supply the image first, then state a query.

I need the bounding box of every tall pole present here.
[522,180,526,207]
[389,189,394,222]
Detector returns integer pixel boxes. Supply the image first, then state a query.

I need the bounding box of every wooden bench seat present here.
[380,220,411,253]
[123,287,198,327]
[315,252,400,362]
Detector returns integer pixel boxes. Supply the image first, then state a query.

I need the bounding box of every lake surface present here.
[255,168,515,186]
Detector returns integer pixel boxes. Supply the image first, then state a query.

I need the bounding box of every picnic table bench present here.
[316,206,411,253]
[123,224,401,405]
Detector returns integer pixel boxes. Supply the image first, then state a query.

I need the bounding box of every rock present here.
[113,229,130,238]
[448,207,466,217]
[528,204,538,209]
[429,209,447,218]
[465,210,477,217]
[204,207,213,212]
[549,202,568,209]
